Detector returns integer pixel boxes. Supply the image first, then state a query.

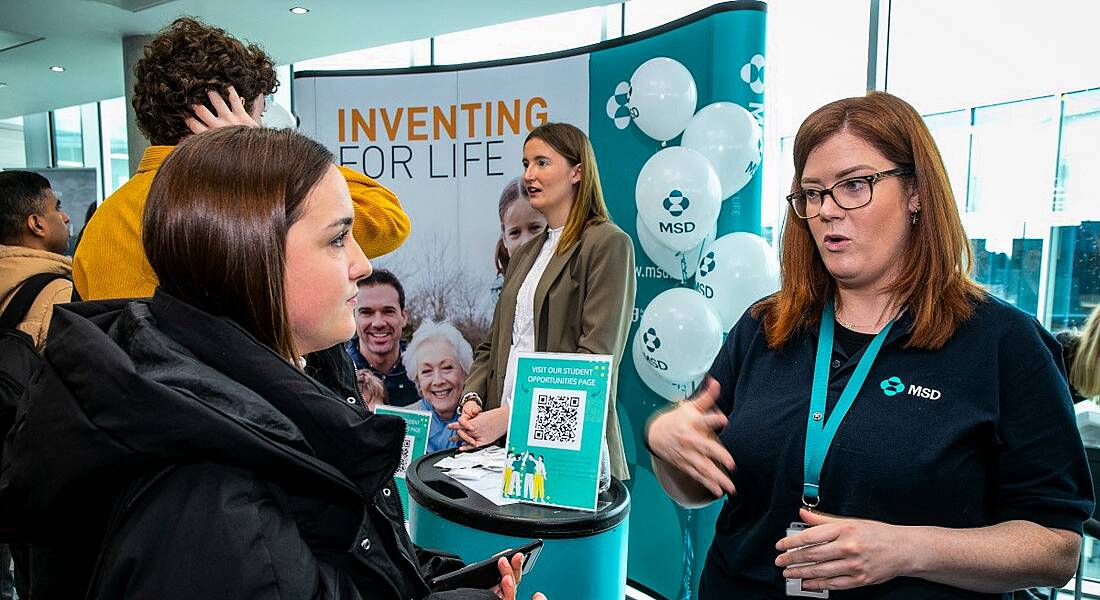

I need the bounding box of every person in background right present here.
[491,178,547,301]
[646,91,1093,598]
[1061,303,1100,403]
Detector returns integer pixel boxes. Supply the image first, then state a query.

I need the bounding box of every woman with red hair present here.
[646,92,1092,598]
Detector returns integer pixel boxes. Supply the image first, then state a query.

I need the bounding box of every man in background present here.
[0,171,73,350]
[348,269,418,407]
[0,170,73,600]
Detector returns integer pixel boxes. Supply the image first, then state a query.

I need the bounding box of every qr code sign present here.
[396,435,414,478]
[527,387,587,451]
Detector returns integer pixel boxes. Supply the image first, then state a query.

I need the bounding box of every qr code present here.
[396,435,414,478]
[527,388,587,451]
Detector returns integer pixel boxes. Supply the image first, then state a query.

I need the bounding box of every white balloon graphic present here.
[635,214,715,281]
[628,57,698,142]
[695,233,780,330]
[637,288,723,382]
[262,100,298,130]
[682,102,762,200]
[632,328,703,402]
[635,146,721,252]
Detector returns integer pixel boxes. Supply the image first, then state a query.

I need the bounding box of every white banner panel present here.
[297,56,589,329]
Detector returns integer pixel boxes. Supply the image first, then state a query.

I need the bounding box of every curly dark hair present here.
[132,17,278,146]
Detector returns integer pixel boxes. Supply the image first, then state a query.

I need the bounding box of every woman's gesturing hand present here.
[645,377,736,498]
[775,508,913,591]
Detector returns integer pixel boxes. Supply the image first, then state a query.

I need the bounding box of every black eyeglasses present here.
[786,167,913,219]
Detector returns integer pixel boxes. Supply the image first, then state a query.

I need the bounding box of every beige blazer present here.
[464,220,636,480]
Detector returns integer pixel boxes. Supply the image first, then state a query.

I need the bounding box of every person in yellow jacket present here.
[74,17,409,301]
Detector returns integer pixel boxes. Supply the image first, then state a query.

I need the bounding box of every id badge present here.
[784,522,828,598]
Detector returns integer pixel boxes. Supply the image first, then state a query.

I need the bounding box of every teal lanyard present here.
[802,296,895,507]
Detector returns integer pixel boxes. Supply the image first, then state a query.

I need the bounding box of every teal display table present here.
[407,448,631,600]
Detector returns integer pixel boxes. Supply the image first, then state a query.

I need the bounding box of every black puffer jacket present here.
[0,290,496,600]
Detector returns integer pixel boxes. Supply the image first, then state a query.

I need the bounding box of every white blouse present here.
[501,226,563,405]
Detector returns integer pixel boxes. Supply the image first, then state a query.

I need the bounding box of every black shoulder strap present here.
[0,273,69,331]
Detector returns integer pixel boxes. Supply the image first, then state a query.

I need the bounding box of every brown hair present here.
[143,126,333,360]
[524,123,610,254]
[754,92,984,350]
[132,17,277,146]
[495,177,532,275]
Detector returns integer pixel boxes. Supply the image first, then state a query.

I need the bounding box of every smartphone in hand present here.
[429,539,544,592]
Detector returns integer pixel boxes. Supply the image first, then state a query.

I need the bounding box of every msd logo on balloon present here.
[613,56,778,402]
[662,190,690,217]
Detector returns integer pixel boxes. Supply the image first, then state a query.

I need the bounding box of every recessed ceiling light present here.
[289,6,309,14]
[49,65,65,73]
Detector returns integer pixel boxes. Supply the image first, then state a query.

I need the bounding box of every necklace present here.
[833,307,881,330]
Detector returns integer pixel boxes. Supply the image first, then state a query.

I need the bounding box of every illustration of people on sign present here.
[503,450,516,495]
[504,450,524,496]
[523,453,536,498]
[502,450,549,502]
[534,455,547,502]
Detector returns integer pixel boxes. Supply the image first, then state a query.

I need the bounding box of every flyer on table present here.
[502,351,613,511]
[375,405,432,518]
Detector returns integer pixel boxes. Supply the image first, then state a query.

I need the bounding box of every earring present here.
[910,210,920,225]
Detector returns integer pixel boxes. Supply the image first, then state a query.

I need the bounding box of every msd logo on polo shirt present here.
[880,376,942,400]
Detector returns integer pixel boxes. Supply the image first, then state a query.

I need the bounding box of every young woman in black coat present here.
[0,126,546,600]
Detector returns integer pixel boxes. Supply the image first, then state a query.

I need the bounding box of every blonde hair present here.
[1071,304,1100,399]
[524,122,610,254]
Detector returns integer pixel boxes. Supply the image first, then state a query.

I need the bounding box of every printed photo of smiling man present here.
[347,269,419,407]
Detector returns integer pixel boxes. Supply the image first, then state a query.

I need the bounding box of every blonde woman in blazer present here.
[450,122,636,480]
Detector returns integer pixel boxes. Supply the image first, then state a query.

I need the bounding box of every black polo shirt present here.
[699,295,1094,599]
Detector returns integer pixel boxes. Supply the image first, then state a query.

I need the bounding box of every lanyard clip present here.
[801,484,820,508]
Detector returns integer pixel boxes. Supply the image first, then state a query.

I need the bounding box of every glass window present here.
[761,0,871,246]
[888,0,1100,336]
[99,97,129,194]
[603,4,624,39]
[294,40,429,71]
[0,116,26,168]
[1049,88,1100,330]
[922,110,971,212]
[962,97,1060,319]
[887,0,1100,115]
[53,105,83,167]
[433,7,605,64]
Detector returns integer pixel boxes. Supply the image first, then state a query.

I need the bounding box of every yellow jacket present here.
[0,245,73,351]
[73,145,411,300]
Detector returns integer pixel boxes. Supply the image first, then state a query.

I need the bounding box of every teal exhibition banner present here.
[502,352,613,511]
[296,4,770,597]
[375,405,432,519]
[587,6,770,598]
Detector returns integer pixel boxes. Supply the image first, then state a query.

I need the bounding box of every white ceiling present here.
[0,0,609,119]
